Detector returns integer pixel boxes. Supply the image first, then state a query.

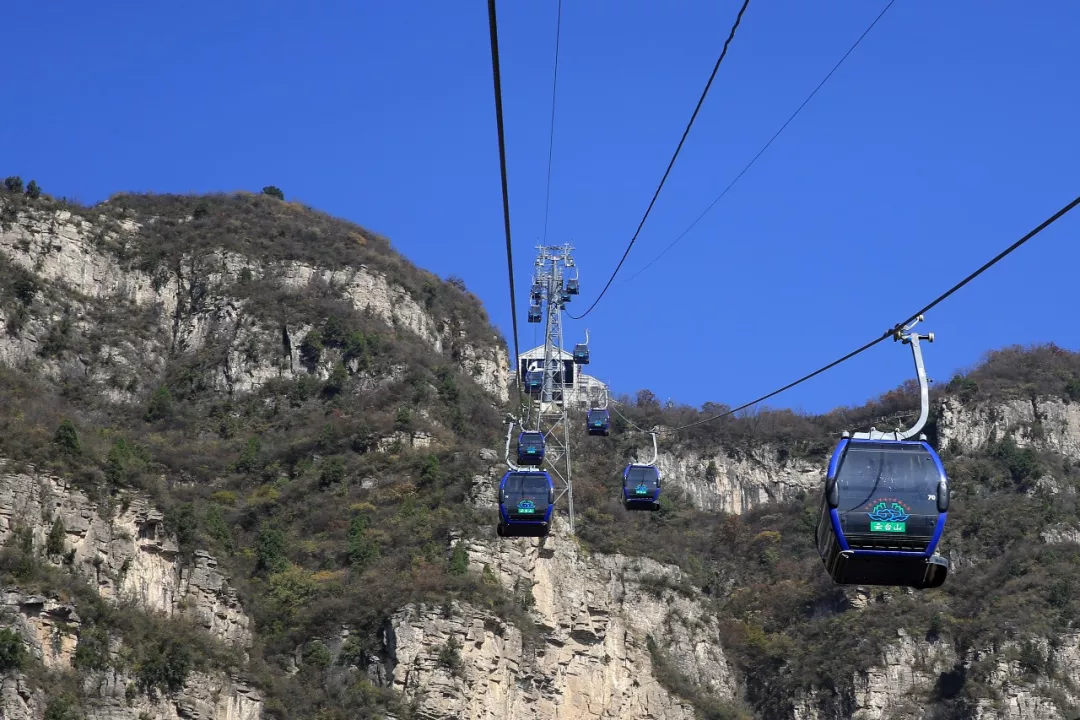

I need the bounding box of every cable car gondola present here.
[815,317,950,589]
[524,370,544,397]
[498,469,555,537]
[623,465,661,511]
[527,304,541,323]
[566,277,579,295]
[530,282,542,302]
[573,343,589,365]
[586,408,610,436]
[517,430,545,466]
[497,420,555,537]
[622,431,661,511]
[573,330,590,365]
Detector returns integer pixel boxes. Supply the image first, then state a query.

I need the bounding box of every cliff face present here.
[0,201,509,402]
[0,462,251,647]
[0,462,261,718]
[653,443,821,514]
[381,532,735,720]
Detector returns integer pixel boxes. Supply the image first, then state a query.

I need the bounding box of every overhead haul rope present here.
[541,0,563,245]
[645,193,1080,434]
[624,0,898,282]
[568,0,753,320]
[487,0,526,414]
[610,401,650,434]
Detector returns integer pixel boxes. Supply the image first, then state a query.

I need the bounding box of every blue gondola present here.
[814,316,949,589]
[524,370,544,397]
[566,278,580,295]
[573,343,589,365]
[560,288,571,304]
[517,431,545,466]
[816,437,949,588]
[530,283,542,302]
[622,464,661,511]
[527,304,541,323]
[498,469,555,537]
[622,430,661,511]
[586,408,610,436]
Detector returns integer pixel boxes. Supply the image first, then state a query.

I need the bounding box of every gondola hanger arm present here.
[504,416,520,471]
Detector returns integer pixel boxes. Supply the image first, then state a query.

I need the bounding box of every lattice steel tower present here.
[523,243,577,535]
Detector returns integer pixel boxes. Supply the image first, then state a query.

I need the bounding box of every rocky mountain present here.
[1,182,1079,719]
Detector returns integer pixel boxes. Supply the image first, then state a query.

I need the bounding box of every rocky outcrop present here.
[0,588,262,719]
[0,461,251,648]
[380,527,735,720]
[79,670,263,720]
[0,675,44,720]
[938,396,1080,460]
[0,591,80,669]
[654,444,822,513]
[0,202,509,402]
[791,631,1080,720]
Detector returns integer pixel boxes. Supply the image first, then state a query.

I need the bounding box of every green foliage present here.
[322,316,348,347]
[436,366,459,404]
[301,640,332,670]
[25,180,41,199]
[418,454,440,485]
[1066,377,1080,402]
[256,522,289,575]
[323,362,347,397]
[299,329,323,369]
[0,628,25,672]
[346,513,379,570]
[990,434,1042,487]
[319,456,346,487]
[73,624,110,671]
[39,314,72,357]
[233,437,263,475]
[43,696,83,720]
[105,437,150,488]
[947,374,979,403]
[12,275,36,305]
[448,541,469,575]
[144,385,173,422]
[46,517,66,555]
[3,176,24,194]
[261,185,285,200]
[134,635,193,693]
[165,502,198,555]
[437,636,463,675]
[53,418,81,455]
[204,504,233,551]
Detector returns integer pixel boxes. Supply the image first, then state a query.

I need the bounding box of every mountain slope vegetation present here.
[1,182,1079,719]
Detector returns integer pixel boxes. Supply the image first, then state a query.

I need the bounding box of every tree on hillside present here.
[4,176,24,194]
[261,185,285,200]
[25,180,41,199]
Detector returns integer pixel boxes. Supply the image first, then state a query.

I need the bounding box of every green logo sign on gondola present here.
[517,499,535,514]
[868,500,909,533]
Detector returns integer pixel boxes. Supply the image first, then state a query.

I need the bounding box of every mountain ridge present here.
[0,184,1079,719]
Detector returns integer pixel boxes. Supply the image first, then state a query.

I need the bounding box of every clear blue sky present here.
[4,1,1079,417]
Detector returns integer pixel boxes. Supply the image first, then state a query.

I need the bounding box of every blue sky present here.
[3,1,1079,417]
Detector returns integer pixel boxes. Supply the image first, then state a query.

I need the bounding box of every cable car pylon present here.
[511,244,578,536]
